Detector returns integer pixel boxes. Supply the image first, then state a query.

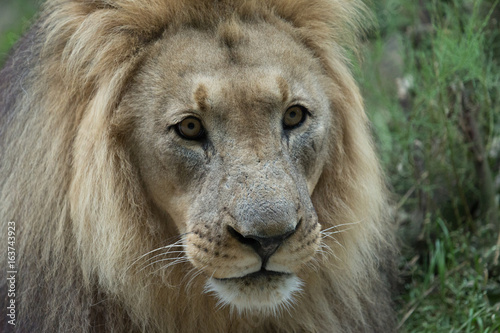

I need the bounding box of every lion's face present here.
[123,21,333,312]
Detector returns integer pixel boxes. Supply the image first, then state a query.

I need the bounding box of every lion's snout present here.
[227,222,298,267]
[231,196,299,237]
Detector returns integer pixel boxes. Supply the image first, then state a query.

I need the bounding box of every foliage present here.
[358,0,500,331]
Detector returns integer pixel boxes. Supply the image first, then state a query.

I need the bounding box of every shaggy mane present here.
[0,1,396,332]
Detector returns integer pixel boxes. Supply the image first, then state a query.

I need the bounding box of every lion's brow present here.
[277,76,289,103]
[194,84,210,112]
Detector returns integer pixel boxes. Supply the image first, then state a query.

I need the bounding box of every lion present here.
[0,0,397,332]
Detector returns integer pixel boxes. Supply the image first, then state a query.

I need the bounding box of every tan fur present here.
[0,0,396,332]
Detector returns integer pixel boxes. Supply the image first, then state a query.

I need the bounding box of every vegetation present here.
[358,0,500,331]
[1,0,499,331]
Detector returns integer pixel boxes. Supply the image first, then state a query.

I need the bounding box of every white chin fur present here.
[204,273,303,315]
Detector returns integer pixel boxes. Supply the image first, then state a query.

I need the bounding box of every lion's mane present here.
[0,0,396,332]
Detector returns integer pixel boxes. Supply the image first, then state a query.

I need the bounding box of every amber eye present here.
[176,117,205,140]
[283,105,307,129]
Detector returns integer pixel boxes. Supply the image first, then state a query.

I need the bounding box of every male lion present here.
[0,0,397,332]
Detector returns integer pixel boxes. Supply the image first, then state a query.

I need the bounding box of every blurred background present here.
[0,0,38,62]
[1,0,499,331]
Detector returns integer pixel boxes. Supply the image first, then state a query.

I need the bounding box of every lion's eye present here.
[176,117,205,140]
[283,105,307,130]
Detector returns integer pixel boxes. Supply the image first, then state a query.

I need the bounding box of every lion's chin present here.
[204,270,303,315]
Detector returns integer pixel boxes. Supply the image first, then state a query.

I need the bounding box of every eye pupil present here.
[176,116,205,140]
[283,105,306,129]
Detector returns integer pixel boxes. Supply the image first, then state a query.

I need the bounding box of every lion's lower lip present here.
[216,269,289,281]
[205,270,302,313]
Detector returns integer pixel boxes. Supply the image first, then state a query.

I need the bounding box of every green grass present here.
[1,0,500,331]
[399,220,500,332]
[358,0,500,331]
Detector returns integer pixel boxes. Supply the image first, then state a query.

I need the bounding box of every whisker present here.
[150,258,190,275]
[158,258,190,270]
[321,226,357,237]
[318,243,333,257]
[321,234,347,254]
[318,241,342,262]
[182,266,200,285]
[141,250,186,265]
[321,230,346,236]
[322,231,349,244]
[130,243,182,265]
[186,265,206,291]
[127,233,189,272]
[320,220,363,233]
[142,256,187,270]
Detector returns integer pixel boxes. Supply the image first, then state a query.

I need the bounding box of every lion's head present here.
[0,0,396,332]
[123,21,333,311]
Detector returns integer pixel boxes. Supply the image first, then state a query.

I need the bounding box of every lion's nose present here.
[227,224,298,266]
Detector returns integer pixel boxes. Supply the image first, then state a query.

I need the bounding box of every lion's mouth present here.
[215,268,290,281]
[205,269,302,314]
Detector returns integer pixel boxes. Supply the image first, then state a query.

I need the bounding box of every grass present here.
[398,221,500,332]
[1,0,500,331]
[358,0,500,331]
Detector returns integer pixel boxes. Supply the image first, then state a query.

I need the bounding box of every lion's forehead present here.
[142,22,326,110]
[191,72,284,114]
[156,21,308,72]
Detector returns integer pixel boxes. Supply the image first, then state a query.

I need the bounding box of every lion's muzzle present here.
[185,157,320,313]
[227,220,298,268]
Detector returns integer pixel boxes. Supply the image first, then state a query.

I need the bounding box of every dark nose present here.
[227,224,298,267]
